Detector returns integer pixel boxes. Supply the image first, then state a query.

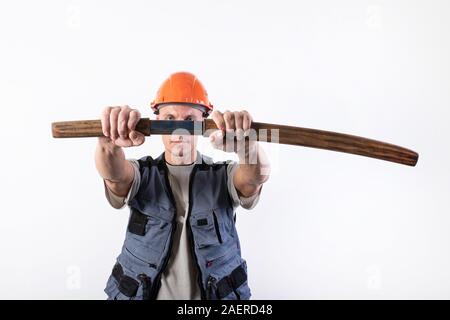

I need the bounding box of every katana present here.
[51,118,419,167]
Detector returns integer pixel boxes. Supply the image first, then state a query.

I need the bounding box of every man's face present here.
[156,104,204,159]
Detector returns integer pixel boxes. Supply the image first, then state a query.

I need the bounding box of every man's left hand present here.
[209,110,257,155]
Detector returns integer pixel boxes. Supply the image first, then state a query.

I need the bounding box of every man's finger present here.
[223,111,235,133]
[118,106,131,139]
[211,110,226,132]
[114,137,132,148]
[128,109,141,131]
[109,107,120,140]
[234,111,244,140]
[130,130,145,146]
[209,130,224,150]
[242,110,252,133]
[101,107,112,137]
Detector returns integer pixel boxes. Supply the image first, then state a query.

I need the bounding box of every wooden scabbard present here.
[52,118,418,167]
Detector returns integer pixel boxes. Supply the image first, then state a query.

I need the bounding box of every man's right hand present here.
[100,105,146,147]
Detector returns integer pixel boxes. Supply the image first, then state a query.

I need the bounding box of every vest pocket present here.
[126,208,172,263]
[128,208,166,239]
[191,210,236,261]
[128,209,148,236]
[190,211,222,249]
[104,262,151,300]
[232,260,251,300]
[206,261,251,300]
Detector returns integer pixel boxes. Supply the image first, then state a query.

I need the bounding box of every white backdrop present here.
[0,0,449,299]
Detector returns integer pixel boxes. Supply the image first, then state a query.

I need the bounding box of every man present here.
[95,72,270,300]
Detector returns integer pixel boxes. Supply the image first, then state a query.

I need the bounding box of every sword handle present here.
[52,119,151,138]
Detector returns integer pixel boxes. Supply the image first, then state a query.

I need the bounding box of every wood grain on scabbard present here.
[52,119,151,138]
[52,118,418,166]
[204,119,418,166]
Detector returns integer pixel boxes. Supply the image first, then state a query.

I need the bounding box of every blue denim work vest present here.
[104,152,251,300]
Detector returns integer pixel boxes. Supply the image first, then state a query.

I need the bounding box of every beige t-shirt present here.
[104,158,261,300]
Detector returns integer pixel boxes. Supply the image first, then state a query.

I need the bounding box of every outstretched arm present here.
[209,110,271,198]
[95,106,145,197]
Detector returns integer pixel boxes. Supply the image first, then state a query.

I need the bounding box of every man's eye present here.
[166,115,174,120]
[186,117,192,121]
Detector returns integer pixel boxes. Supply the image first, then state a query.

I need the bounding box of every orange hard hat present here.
[150,71,213,117]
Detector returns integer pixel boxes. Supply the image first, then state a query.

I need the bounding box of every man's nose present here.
[170,134,184,142]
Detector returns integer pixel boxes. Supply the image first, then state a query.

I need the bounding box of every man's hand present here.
[209,110,256,155]
[101,105,145,147]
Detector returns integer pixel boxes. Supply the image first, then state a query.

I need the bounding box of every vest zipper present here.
[148,161,179,300]
[149,219,177,299]
[186,164,208,299]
